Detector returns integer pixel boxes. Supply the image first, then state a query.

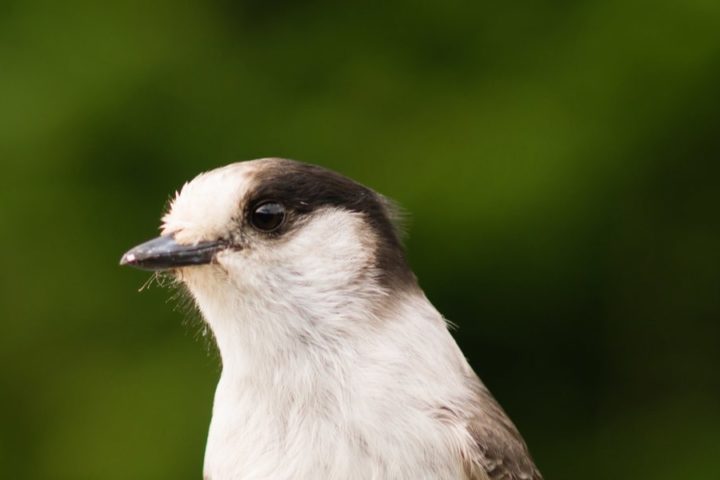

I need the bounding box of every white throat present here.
[181,209,387,373]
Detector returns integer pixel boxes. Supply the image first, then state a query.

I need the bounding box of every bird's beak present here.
[120,235,224,271]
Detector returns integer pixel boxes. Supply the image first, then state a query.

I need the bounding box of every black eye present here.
[250,201,286,232]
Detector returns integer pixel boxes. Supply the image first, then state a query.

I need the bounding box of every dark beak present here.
[120,235,224,271]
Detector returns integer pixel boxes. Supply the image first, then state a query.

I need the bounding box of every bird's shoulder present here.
[460,378,543,480]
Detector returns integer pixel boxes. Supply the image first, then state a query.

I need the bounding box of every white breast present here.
[199,292,478,480]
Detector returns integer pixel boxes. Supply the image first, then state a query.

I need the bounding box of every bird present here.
[120,158,543,480]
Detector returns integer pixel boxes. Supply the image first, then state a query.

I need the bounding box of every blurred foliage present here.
[1,0,719,479]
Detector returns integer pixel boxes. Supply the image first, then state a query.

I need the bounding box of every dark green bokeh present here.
[2,1,719,478]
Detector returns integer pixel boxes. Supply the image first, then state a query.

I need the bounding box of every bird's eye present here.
[250,201,286,232]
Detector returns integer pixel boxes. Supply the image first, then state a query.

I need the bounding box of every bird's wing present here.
[461,379,543,480]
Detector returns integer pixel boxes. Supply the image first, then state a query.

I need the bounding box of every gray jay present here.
[121,158,542,480]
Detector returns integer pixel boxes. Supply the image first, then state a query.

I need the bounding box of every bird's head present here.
[121,159,417,347]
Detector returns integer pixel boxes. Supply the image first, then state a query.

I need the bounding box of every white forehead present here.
[161,160,266,244]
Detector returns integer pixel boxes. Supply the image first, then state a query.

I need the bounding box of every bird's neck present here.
[187,276,399,382]
[192,281,475,479]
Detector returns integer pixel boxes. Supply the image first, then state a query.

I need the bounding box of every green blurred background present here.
[2,0,719,478]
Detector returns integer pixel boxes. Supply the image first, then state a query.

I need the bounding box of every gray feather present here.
[463,377,543,480]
